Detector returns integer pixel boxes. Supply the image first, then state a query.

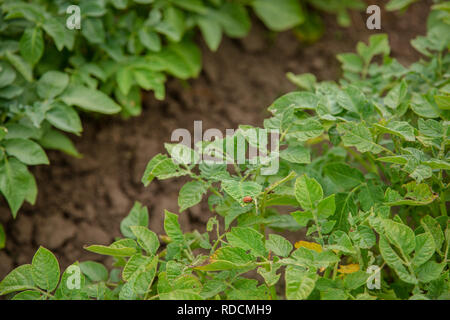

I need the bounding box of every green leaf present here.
[196,247,254,271]
[434,95,450,110]
[324,163,364,189]
[286,72,316,91]
[337,85,366,114]
[0,61,16,88]
[164,210,184,243]
[294,175,323,210]
[412,232,435,267]
[384,80,408,110]
[337,53,363,73]
[12,290,42,300]
[384,183,437,206]
[154,41,201,80]
[3,138,49,165]
[252,0,304,31]
[37,71,69,99]
[138,28,162,52]
[178,180,208,212]
[379,236,417,284]
[374,121,415,141]
[5,52,32,82]
[120,201,149,239]
[268,91,319,113]
[0,264,35,295]
[19,27,44,66]
[386,0,417,11]
[415,261,445,283]
[39,129,81,158]
[172,0,206,14]
[291,210,313,227]
[31,247,60,291]
[165,143,199,165]
[222,180,262,206]
[317,194,336,219]
[79,261,108,282]
[0,158,37,217]
[84,244,137,257]
[226,227,266,257]
[266,234,293,257]
[352,225,376,249]
[337,122,384,154]
[133,69,166,100]
[155,7,185,42]
[141,154,181,187]
[61,85,121,114]
[421,215,444,251]
[46,102,82,134]
[122,254,151,281]
[285,266,317,300]
[410,93,441,118]
[356,34,390,64]
[131,226,160,255]
[382,219,416,256]
[287,120,324,142]
[211,3,250,38]
[197,17,222,51]
[116,66,134,96]
[43,17,73,50]
[423,159,450,170]
[343,271,369,290]
[81,18,105,44]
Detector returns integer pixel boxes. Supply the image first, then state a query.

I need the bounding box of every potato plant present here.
[1,2,449,300]
[0,3,450,299]
[0,0,375,223]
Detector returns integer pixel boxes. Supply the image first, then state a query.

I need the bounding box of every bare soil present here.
[0,1,431,278]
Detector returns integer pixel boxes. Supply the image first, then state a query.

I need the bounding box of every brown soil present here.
[0,1,430,278]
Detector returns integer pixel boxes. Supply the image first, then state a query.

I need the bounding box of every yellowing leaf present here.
[338,264,360,274]
[294,240,322,252]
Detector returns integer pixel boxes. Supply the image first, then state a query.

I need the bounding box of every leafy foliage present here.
[0,0,369,219]
[1,2,449,300]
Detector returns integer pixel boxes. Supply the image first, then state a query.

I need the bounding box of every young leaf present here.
[19,27,44,65]
[222,180,262,206]
[323,163,364,190]
[61,85,121,114]
[120,202,149,239]
[164,210,184,243]
[131,226,160,255]
[266,234,293,257]
[294,175,323,210]
[0,157,38,217]
[3,139,49,165]
[46,102,82,134]
[178,180,208,212]
[79,261,108,282]
[36,70,69,99]
[0,265,35,295]
[285,266,317,300]
[337,122,384,154]
[31,247,60,292]
[252,0,304,32]
[226,227,266,257]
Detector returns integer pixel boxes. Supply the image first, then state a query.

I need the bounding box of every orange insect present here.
[243,196,253,203]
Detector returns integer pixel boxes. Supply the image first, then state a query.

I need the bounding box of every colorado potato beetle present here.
[243,196,253,203]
